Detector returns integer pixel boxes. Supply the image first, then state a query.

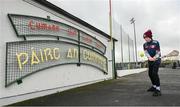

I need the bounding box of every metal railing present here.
[116,62,147,70]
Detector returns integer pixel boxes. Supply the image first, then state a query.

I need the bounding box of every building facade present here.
[0,0,116,105]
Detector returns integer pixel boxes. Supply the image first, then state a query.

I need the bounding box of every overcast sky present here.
[49,0,180,59]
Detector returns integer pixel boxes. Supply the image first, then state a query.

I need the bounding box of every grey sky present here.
[49,0,180,58]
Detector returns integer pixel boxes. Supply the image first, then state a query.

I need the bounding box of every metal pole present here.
[133,22,138,66]
[109,0,113,49]
[120,25,123,63]
[130,18,138,67]
[109,0,115,79]
[132,39,135,62]
[128,35,131,69]
[128,35,130,63]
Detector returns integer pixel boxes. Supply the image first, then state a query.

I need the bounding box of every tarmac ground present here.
[11,68,180,106]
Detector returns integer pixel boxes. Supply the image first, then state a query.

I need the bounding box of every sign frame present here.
[5,40,108,87]
[6,13,108,87]
[8,14,106,54]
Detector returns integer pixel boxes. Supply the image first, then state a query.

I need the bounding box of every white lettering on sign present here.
[16,47,61,71]
[6,40,107,87]
[82,49,106,70]
[15,47,106,71]
[67,48,78,59]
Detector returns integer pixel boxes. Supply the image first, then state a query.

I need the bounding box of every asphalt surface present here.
[11,68,180,106]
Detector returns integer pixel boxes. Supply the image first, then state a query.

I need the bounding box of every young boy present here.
[143,29,161,96]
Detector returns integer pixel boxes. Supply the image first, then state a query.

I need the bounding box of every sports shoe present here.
[147,86,156,92]
[153,89,161,96]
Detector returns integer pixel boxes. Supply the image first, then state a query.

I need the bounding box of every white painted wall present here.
[0,0,113,106]
[117,68,147,77]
